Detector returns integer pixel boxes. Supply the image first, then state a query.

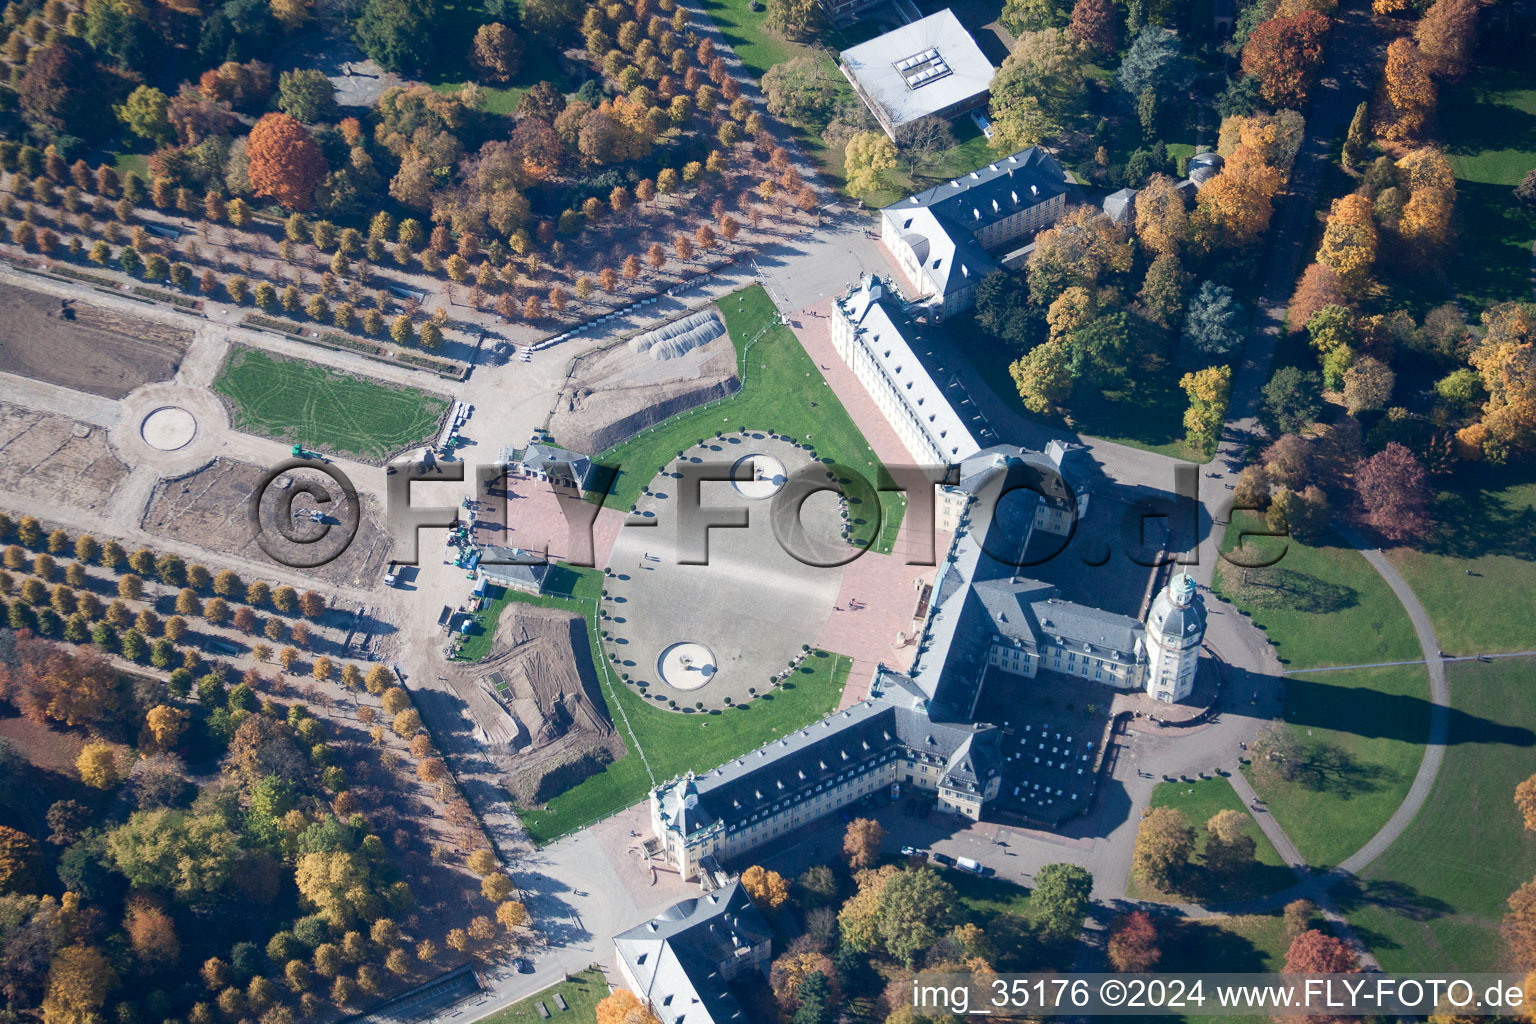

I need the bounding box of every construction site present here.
[431,601,622,810]
[545,310,738,454]
[0,281,190,398]
[141,456,394,589]
[0,402,130,512]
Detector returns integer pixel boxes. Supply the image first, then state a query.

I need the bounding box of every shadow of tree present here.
[1223,566,1360,615]
[1330,874,1455,924]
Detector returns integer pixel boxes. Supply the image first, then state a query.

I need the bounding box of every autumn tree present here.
[1342,355,1395,414]
[1355,442,1429,541]
[595,990,660,1024]
[1010,341,1076,414]
[844,132,896,198]
[741,865,790,910]
[125,898,181,967]
[1106,911,1160,971]
[875,867,956,966]
[0,825,41,894]
[1240,11,1330,110]
[1191,145,1283,253]
[1374,38,1436,141]
[843,817,886,870]
[1067,0,1116,55]
[1180,365,1233,452]
[1203,810,1257,875]
[763,0,824,42]
[42,944,118,1024]
[471,23,524,83]
[76,742,119,788]
[1516,774,1536,832]
[1132,806,1194,891]
[248,113,327,211]
[1283,929,1358,973]
[1287,263,1345,332]
[1317,194,1378,294]
[1414,0,1479,77]
[1133,174,1189,256]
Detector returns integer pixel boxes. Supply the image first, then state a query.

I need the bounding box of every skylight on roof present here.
[894,47,953,90]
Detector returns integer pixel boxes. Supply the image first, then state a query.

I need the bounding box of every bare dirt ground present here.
[141,457,393,590]
[546,322,739,454]
[0,401,129,512]
[0,282,190,398]
[437,603,622,808]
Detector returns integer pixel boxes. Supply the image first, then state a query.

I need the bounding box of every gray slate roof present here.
[614,881,771,1024]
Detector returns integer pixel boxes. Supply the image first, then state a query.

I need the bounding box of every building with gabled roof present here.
[838,10,995,139]
[514,443,594,494]
[881,148,1070,318]
[613,881,772,1024]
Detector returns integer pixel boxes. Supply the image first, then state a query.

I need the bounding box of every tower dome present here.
[1147,571,1206,647]
[1143,572,1206,703]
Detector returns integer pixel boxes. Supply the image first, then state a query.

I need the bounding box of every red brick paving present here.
[792,299,953,706]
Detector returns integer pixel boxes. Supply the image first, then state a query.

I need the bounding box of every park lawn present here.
[464,563,852,843]
[1213,530,1421,669]
[590,285,906,554]
[1244,665,1431,870]
[1387,474,1536,656]
[213,345,451,463]
[1343,658,1536,972]
[1442,59,1536,314]
[1123,777,1292,905]
[1158,914,1293,1024]
[473,968,607,1024]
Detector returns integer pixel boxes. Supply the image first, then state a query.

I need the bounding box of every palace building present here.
[648,441,1207,882]
[879,148,1070,318]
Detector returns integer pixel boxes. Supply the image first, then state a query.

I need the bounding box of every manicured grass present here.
[1213,531,1421,669]
[1442,60,1536,314]
[1388,475,1536,656]
[590,285,906,554]
[1244,665,1430,870]
[1124,777,1291,905]
[697,0,816,80]
[942,870,1077,971]
[1158,914,1294,1024]
[1158,913,1292,973]
[1343,658,1536,972]
[213,345,451,463]
[473,968,607,1024]
[464,561,852,843]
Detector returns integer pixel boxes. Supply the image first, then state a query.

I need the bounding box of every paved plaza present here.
[601,435,844,708]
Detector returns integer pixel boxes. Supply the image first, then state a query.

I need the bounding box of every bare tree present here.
[894,116,956,176]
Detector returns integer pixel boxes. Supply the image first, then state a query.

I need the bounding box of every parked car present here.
[931,852,955,867]
[900,846,922,857]
[955,857,987,875]
[511,957,532,973]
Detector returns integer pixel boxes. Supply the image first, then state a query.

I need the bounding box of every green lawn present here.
[428,43,571,116]
[1442,59,1536,314]
[213,345,451,463]
[1159,914,1294,1024]
[1244,665,1430,870]
[590,285,905,554]
[463,561,852,844]
[1214,531,1422,669]
[1125,777,1292,905]
[1388,474,1536,655]
[473,968,607,1024]
[1343,658,1536,972]
[942,870,1077,971]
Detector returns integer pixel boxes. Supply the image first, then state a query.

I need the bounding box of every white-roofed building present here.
[830,274,981,466]
[881,147,1070,318]
[613,881,772,1024]
[838,10,995,139]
